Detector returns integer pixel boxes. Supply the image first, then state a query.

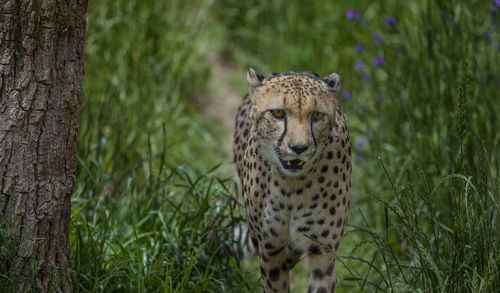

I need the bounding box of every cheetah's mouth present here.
[280,158,305,170]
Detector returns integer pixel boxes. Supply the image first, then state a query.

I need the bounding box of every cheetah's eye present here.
[270,109,285,119]
[312,111,325,122]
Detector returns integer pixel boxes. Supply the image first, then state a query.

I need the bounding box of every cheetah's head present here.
[247,68,341,176]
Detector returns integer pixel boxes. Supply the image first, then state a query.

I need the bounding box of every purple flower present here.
[355,154,364,163]
[346,9,362,21]
[356,136,368,148]
[343,89,352,99]
[362,73,369,83]
[346,9,355,19]
[494,0,500,7]
[355,60,364,71]
[372,56,385,67]
[441,10,449,18]
[492,19,498,30]
[355,43,364,53]
[375,93,383,102]
[486,32,491,41]
[373,33,382,44]
[385,16,396,27]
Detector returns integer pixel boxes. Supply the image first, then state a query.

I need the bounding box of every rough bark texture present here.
[0,0,87,291]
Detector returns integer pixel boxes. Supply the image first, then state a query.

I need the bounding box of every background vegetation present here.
[15,0,499,292]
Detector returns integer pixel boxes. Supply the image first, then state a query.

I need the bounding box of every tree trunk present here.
[0,0,87,291]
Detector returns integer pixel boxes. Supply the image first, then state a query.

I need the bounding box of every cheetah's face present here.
[247,69,342,176]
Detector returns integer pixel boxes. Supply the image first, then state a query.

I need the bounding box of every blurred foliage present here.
[80,0,220,179]
[63,0,500,292]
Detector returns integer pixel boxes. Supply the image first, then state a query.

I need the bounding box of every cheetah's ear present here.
[247,68,264,90]
[322,72,342,94]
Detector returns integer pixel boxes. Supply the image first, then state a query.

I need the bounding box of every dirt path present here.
[198,51,246,159]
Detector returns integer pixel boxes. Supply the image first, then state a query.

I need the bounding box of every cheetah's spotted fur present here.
[233,69,352,293]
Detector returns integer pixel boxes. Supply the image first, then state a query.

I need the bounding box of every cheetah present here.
[233,68,351,293]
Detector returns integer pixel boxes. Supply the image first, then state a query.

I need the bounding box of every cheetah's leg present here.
[258,243,290,293]
[307,252,336,293]
[284,244,302,270]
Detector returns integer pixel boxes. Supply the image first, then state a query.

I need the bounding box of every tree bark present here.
[0,0,87,291]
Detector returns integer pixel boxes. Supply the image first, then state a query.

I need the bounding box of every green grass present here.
[4,0,497,292]
[71,164,255,292]
[71,0,255,291]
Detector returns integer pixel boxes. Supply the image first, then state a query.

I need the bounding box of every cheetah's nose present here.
[289,144,308,154]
